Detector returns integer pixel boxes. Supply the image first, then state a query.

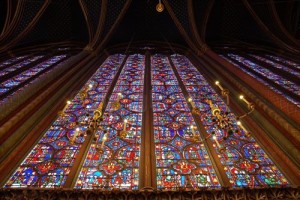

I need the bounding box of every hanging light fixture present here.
[156,0,164,12]
[188,81,255,153]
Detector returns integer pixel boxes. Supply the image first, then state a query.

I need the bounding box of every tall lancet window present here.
[75,54,145,189]
[220,53,300,107]
[0,53,71,104]
[171,54,289,187]
[151,55,220,189]
[4,53,289,189]
[4,54,125,188]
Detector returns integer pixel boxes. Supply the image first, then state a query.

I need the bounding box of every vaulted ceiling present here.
[0,0,300,53]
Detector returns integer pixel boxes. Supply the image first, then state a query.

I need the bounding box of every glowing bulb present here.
[88,84,93,88]
[239,95,244,100]
[215,81,219,85]
[103,134,107,141]
[76,127,80,132]
[212,135,217,140]
[237,121,241,125]
[156,0,164,12]
[67,100,71,104]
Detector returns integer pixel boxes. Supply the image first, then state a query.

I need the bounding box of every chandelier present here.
[188,81,255,152]
[58,86,130,157]
[58,80,255,154]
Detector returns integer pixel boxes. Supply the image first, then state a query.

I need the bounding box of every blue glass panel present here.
[4,54,125,188]
[171,54,289,187]
[75,54,144,190]
[152,54,220,190]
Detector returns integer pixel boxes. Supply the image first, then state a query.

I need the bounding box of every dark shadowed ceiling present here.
[0,0,300,52]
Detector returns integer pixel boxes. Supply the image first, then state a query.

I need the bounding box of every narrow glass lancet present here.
[265,54,300,70]
[220,54,300,107]
[0,55,29,68]
[4,54,125,188]
[171,54,289,187]
[75,54,145,190]
[0,55,44,76]
[248,54,300,77]
[152,54,220,190]
[0,54,69,103]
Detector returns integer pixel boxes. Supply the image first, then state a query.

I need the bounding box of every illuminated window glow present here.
[171,54,289,187]
[4,54,125,188]
[152,54,220,190]
[75,54,145,190]
[220,54,300,107]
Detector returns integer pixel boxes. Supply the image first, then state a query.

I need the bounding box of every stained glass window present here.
[171,54,289,187]
[4,54,125,188]
[265,54,300,70]
[75,54,144,190]
[0,54,70,103]
[0,55,29,68]
[220,54,300,107]
[0,55,44,77]
[152,54,220,190]
[4,53,290,189]
[248,54,300,77]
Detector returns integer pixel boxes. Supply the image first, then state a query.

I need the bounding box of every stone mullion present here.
[188,54,300,185]
[198,50,300,185]
[64,55,129,188]
[207,50,300,139]
[139,51,156,189]
[0,52,99,186]
[167,56,231,187]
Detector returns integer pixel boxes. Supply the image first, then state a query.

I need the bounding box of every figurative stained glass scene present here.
[151,54,220,189]
[4,54,289,189]
[4,54,125,188]
[75,54,144,189]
